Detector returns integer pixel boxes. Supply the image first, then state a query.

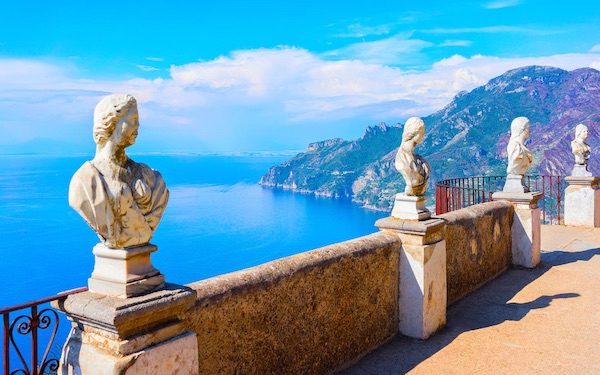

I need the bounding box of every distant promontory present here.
[260,66,600,210]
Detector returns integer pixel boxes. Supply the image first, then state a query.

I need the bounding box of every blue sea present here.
[0,154,388,307]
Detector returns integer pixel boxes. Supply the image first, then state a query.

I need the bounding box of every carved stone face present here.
[579,127,589,141]
[115,106,140,148]
[415,126,424,144]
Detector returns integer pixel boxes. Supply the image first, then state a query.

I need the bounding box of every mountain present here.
[259,66,600,210]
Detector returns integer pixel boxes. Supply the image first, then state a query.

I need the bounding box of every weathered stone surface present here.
[182,232,401,375]
[53,283,196,339]
[438,201,514,305]
[55,284,198,374]
[492,191,542,207]
[398,240,446,339]
[564,176,600,227]
[390,193,431,220]
[60,328,198,375]
[88,243,165,298]
[375,217,445,245]
[503,174,530,193]
[376,217,447,339]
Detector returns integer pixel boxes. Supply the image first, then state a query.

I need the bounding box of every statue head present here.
[575,123,589,141]
[510,117,530,141]
[93,94,138,147]
[402,117,425,145]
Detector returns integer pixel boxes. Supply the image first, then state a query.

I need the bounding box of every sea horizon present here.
[0,153,388,308]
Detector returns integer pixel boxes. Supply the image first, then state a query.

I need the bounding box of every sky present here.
[1,0,600,153]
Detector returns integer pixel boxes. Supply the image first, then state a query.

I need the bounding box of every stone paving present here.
[338,225,600,375]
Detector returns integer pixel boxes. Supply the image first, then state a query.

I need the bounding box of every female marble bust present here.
[571,123,591,165]
[395,117,430,196]
[506,117,533,175]
[69,94,169,248]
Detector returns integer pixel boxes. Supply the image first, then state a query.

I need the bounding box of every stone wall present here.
[438,201,514,305]
[182,232,401,375]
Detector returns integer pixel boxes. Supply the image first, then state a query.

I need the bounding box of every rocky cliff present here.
[260,66,600,210]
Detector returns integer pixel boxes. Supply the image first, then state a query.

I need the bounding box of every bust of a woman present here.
[506,117,533,175]
[69,94,169,248]
[395,117,430,196]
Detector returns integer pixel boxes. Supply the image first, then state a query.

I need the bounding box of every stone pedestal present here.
[571,164,592,177]
[503,174,530,193]
[391,193,431,221]
[89,243,165,298]
[52,284,198,375]
[375,217,446,339]
[492,191,542,268]
[564,176,600,227]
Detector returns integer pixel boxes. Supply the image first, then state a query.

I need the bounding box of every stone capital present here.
[53,283,199,374]
[53,283,196,340]
[492,191,542,209]
[375,217,446,245]
[565,175,600,188]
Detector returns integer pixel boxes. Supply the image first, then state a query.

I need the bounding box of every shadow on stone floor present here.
[336,247,599,375]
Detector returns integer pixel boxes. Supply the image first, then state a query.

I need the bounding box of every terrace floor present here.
[338,225,600,375]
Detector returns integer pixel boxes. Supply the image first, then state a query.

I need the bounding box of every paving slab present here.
[338,225,600,375]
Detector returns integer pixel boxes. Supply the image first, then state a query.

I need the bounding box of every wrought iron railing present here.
[435,175,565,224]
[2,287,87,375]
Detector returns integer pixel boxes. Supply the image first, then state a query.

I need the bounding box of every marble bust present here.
[506,117,533,175]
[69,94,169,248]
[395,117,430,196]
[571,123,591,165]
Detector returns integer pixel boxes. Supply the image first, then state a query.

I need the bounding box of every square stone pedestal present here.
[571,164,593,177]
[492,191,542,268]
[502,174,530,193]
[89,243,165,298]
[376,217,446,339]
[391,193,431,221]
[564,176,600,227]
[52,283,198,375]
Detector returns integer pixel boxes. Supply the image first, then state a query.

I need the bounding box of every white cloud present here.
[146,57,164,62]
[2,49,600,151]
[423,26,562,36]
[438,40,473,47]
[483,0,522,9]
[136,64,160,72]
[335,23,392,38]
[589,44,600,53]
[324,33,434,65]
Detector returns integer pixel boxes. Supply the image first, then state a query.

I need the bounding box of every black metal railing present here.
[435,175,565,224]
[2,288,87,375]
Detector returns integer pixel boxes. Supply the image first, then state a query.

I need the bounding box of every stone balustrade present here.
[170,200,514,374]
[55,197,530,374]
[182,232,401,374]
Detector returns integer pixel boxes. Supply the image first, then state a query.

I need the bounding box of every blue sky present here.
[1,0,600,153]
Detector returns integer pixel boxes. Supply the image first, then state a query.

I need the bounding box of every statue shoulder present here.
[71,161,101,184]
[136,162,165,182]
